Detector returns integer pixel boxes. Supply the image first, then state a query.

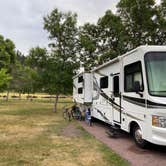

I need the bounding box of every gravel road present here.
[80,121,166,166]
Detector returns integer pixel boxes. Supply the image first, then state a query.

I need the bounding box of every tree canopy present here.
[78,23,99,70]
[44,8,78,62]
[97,10,128,64]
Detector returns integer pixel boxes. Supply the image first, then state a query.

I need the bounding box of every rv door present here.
[112,75,121,123]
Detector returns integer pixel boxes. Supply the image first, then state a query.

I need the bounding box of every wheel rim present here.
[135,128,144,144]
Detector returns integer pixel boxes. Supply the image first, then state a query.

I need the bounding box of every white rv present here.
[73,46,166,148]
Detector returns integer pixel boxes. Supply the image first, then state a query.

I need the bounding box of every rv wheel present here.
[133,125,147,148]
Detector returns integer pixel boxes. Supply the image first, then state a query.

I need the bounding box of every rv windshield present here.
[145,52,166,97]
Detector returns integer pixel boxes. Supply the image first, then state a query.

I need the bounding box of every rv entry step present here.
[106,125,120,138]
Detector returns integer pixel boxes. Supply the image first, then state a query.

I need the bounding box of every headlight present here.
[152,115,166,128]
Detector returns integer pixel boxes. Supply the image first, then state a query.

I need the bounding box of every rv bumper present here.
[151,126,166,145]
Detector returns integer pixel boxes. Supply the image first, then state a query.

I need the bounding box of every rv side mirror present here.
[133,81,141,92]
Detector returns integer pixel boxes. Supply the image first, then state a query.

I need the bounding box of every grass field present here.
[0,99,129,166]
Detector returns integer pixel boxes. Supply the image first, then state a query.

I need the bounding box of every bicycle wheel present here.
[67,112,72,121]
[63,109,68,119]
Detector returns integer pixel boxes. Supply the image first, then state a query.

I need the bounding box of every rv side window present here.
[78,76,83,83]
[124,61,143,92]
[113,76,119,97]
[100,76,108,89]
[78,87,83,94]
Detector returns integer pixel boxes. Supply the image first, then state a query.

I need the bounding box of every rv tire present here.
[133,125,147,148]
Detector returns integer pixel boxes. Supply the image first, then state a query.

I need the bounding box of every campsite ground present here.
[0,99,129,166]
[80,117,166,166]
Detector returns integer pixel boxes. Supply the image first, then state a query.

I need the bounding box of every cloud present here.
[0,0,118,55]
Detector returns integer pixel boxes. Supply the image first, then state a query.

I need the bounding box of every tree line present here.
[0,0,165,111]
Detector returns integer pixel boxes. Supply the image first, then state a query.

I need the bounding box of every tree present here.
[44,8,78,62]
[42,56,74,112]
[97,10,128,64]
[0,34,16,100]
[5,38,16,66]
[0,68,12,91]
[78,23,99,70]
[26,47,48,92]
[26,49,75,112]
[7,50,26,100]
[16,50,26,66]
[8,64,38,100]
[117,0,158,48]
[0,35,16,69]
[21,67,38,98]
[26,47,48,69]
[155,0,166,44]
[43,8,79,112]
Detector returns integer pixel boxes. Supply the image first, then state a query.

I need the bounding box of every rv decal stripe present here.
[100,91,125,112]
[100,91,121,108]
[124,112,144,121]
[147,100,166,108]
[94,108,110,122]
[123,96,146,107]
[123,96,166,109]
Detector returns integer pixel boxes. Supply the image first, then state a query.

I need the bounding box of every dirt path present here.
[80,121,166,166]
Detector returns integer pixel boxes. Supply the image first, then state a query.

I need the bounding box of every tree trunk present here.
[53,94,59,113]
[30,93,33,101]
[50,95,52,102]
[27,92,29,100]
[6,90,9,101]
[19,92,21,100]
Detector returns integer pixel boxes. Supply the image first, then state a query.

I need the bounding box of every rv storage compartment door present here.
[84,73,93,103]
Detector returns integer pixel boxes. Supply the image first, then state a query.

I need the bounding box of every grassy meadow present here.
[0,98,129,166]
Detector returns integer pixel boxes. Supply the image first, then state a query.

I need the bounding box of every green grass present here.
[0,100,129,166]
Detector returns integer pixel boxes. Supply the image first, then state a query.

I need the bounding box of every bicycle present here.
[71,105,84,120]
[63,107,72,121]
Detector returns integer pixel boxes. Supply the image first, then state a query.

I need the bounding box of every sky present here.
[0,0,118,55]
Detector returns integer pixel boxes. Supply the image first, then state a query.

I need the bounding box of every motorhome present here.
[73,46,166,148]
